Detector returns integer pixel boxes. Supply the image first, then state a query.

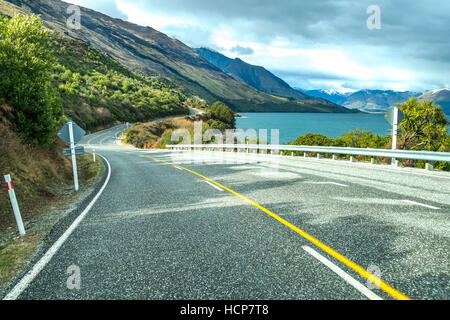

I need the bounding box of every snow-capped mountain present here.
[418,88,450,115]
[297,89,422,113]
[296,89,352,105]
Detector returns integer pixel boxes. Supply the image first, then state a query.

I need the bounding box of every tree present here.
[292,133,332,146]
[397,98,449,170]
[209,101,235,129]
[334,129,389,149]
[398,98,448,152]
[0,15,62,145]
[206,119,228,131]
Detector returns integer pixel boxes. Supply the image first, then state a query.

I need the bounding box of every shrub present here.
[0,15,63,145]
[208,101,235,128]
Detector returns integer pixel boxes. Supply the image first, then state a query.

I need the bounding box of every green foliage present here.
[51,34,190,130]
[206,119,229,131]
[208,101,235,129]
[185,96,208,109]
[292,133,332,146]
[397,98,449,170]
[398,98,448,152]
[290,130,390,158]
[334,129,390,149]
[289,116,448,170]
[0,15,63,145]
[123,127,155,148]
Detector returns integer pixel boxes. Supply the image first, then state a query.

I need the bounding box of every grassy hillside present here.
[0,9,201,133]
[0,0,357,113]
[0,103,106,290]
[0,104,104,231]
[51,34,194,131]
[124,102,237,148]
[0,14,114,290]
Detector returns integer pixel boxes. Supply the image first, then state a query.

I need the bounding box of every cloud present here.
[229,45,254,55]
[63,0,450,92]
[63,0,128,20]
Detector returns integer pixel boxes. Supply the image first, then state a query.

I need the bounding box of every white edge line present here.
[174,166,184,171]
[204,180,224,191]
[402,200,440,210]
[324,182,348,187]
[302,245,383,300]
[3,154,112,300]
[310,182,349,187]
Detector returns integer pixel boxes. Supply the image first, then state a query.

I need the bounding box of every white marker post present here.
[93,149,96,162]
[391,106,399,165]
[68,121,79,192]
[246,137,249,153]
[4,175,26,236]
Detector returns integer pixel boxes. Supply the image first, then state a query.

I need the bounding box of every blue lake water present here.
[235,113,392,144]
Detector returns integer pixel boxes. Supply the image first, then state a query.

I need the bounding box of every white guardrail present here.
[166,144,450,169]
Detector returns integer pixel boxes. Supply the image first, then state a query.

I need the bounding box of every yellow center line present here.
[144,154,411,301]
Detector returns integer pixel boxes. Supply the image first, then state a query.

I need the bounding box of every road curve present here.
[3,123,449,300]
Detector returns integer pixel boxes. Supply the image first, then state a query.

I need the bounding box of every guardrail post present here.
[304,152,307,158]
[332,154,337,160]
[291,151,295,157]
[4,175,26,236]
[317,153,321,159]
[426,162,434,171]
[371,157,375,164]
[350,156,355,162]
[395,159,400,167]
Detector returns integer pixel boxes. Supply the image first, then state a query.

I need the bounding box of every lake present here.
[235,113,392,144]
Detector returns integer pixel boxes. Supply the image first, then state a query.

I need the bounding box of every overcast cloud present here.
[66,0,450,92]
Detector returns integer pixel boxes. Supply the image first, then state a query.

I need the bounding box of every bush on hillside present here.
[398,98,449,170]
[208,101,235,129]
[0,15,63,145]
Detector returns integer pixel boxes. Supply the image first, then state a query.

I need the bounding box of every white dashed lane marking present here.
[204,180,224,192]
[402,200,440,210]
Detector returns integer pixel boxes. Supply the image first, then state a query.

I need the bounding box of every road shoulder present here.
[0,154,107,296]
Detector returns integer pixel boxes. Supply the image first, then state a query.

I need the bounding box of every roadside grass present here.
[123,118,195,149]
[0,232,45,290]
[0,152,104,292]
[78,153,105,183]
[0,106,105,291]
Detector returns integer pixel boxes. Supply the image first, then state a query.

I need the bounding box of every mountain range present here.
[301,89,450,115]
[0,0,357,114]
[195,48,450,116]
[300,89,423,113]
[418,89,450,115]
[195,48,309,100]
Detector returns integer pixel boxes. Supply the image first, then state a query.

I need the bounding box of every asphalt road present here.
[2,124,449,300]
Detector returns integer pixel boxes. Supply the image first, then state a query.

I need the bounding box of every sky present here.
[65,0,450,93]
